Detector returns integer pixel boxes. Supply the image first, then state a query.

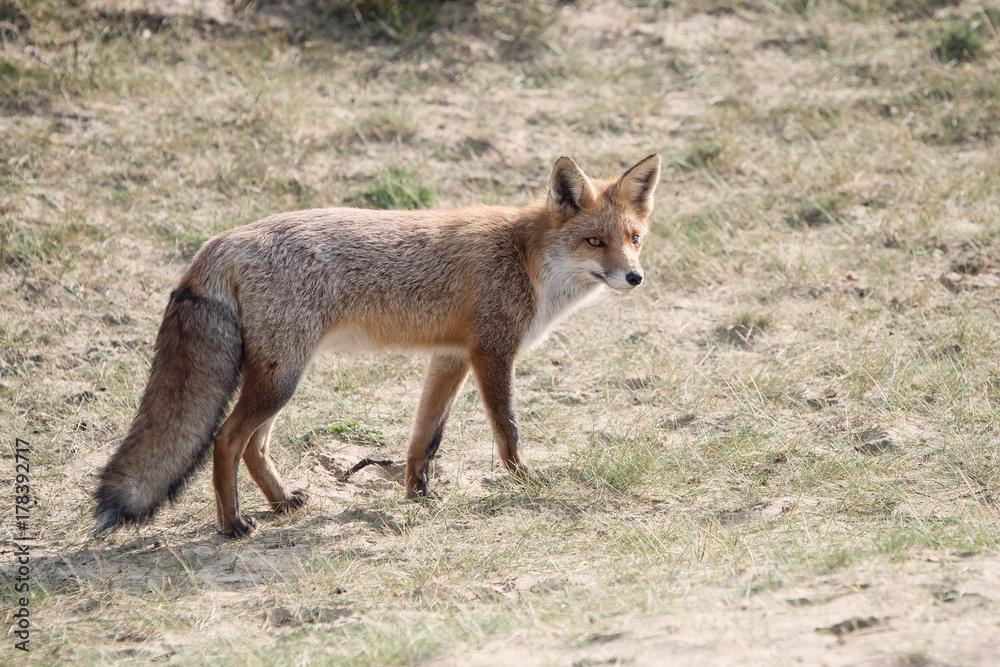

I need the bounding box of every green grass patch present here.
[355,167,435,210]
[933,20,988,62]
[302,419,390,448]
[569,431,659,496]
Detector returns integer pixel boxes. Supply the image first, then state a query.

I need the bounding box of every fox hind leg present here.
[243,414,309,513]
[213,363,302,537]
[405,353,471,499]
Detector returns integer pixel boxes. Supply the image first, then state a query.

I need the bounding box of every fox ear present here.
[617,154,661,218]
[547,156,596,218]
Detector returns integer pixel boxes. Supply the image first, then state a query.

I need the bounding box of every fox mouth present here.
[590,270,611,286]
[590,271,633,292]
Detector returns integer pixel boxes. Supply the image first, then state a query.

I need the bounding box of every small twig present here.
[24,45,53,67]
[341,457,396,481]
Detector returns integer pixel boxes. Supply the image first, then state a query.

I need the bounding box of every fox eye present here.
[631,234,641,245]
[586,237,604,248]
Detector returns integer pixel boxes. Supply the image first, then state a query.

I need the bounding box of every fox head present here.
[545,154,661,292]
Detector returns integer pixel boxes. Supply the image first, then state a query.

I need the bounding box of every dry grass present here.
[2,0,1000,664]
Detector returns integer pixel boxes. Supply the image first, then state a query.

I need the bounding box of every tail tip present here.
[93,506,125,536]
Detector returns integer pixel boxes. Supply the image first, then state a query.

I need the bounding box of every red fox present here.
[94,154,661,536]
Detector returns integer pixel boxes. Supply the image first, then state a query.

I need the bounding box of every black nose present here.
[626,272,643,286]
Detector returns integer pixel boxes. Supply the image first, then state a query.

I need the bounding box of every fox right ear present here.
[617,153,661,218]
[547,156,596,218]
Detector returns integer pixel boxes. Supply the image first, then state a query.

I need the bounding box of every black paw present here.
[277,489,309,513]
[224,514,260,538]
[408,483,441,503]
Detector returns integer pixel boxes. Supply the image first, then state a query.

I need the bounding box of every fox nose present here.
[625,272,643,286]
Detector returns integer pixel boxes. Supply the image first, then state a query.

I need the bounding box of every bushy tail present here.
[94,286,243,534]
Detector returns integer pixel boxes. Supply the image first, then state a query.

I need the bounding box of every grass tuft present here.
[718,310,771,348]
[339,110,416,145]
[355,167,435,210]
[677,139,729,172]
[350,0,443,42]
[302,419,389,448]
[570,431,658,496]
[789,193,844,228]
[933,21,987,62]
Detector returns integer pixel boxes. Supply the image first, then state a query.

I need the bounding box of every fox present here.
[93,154,661,537]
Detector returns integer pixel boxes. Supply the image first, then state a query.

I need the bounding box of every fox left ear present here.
[547,156,597,218]
[617,154,661,218]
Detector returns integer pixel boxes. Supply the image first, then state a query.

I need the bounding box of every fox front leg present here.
[469,349,533,481]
